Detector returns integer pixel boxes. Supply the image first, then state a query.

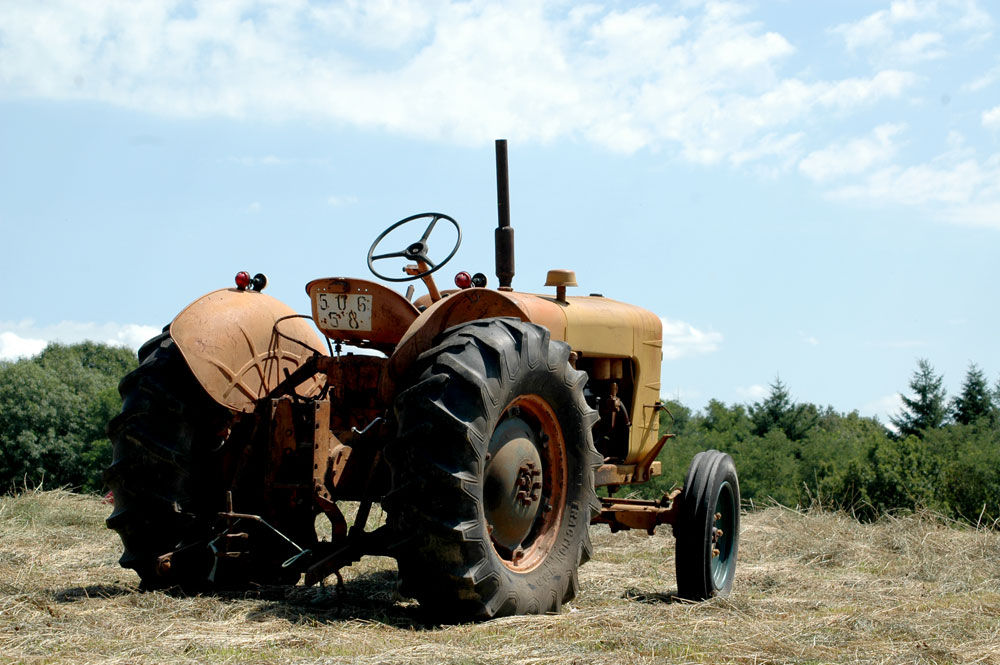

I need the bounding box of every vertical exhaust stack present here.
[495,139,515,291]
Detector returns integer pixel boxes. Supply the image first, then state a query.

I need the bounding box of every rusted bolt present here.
[157,558,172,575]
[512,547,524,563]
[712,548,720,558]
[714,512,722,521]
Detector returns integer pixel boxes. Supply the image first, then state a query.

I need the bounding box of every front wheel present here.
[674,450,740,600]
[384,318,602,620]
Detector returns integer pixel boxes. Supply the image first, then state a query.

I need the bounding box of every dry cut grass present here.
[2,489,999,664]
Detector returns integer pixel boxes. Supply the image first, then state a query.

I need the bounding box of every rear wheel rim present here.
[484,394,567,573]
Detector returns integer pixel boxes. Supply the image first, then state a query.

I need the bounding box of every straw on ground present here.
[2,490,998,664]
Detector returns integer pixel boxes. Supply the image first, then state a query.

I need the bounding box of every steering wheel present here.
[367,212,462,282]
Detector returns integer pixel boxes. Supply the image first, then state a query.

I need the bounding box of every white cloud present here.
[836,10,893,52]
[0,320,160,359]
[894,31,946,62]
[659,317,723,360]
[833,0,991,64]
[983,104,1000,129]
[327,195,359,207]
[862,393,905,425]
[309,0,434,49]
[659,387,705,406]
[963,64,1000,91]
[736,384,768,401]
[799,123,906,182]
[942,201,1000,228]
[730,131,804,168]
[0,1,917,165]
[825,133,1000,228]
[0,332,48,360]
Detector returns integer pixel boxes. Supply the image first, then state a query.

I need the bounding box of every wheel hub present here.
[484,419,543,550]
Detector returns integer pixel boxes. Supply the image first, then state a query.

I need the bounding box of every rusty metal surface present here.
[488,394,568,573]
[593,490,681,534]
[312,399,348,541]
[305,277,419,352]
[170,288,326,413]
[633,434,674,484]
[266,398,298,492]
[316,354,388,437]
[594,461,662,487]
[311,399,336,510]
[387,288,567,380]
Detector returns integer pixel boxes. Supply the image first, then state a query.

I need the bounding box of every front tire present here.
[674,450,740,600]
[385,318,602,620]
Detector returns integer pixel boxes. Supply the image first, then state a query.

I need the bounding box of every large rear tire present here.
[674,450,740,600]
[104,333,232,587]
[385,318,602,620]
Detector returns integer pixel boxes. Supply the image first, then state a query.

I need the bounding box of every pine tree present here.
[952,363,997,425]
[748,376,817,441]
[891,359,948,438]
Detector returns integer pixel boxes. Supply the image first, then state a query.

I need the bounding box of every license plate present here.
[314,293,373,332]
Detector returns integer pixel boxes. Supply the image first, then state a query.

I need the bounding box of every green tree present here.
[891,359,948,438]
[659,399,692,437]
[925,423,1000,523]
[701,399,751,439]
[797,410,888,509]
[952,363,997,425]
[729,429,800,506]
[0,342,136,493]
[747,377,817,441]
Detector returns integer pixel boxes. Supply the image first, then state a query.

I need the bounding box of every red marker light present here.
[235,271,252,289]
[455,271,472,288]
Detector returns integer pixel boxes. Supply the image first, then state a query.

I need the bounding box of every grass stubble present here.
[1,489,998,664]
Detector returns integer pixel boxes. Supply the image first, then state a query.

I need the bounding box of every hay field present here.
[2,490,998,664]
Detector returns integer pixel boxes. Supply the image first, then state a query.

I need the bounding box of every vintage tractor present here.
[105,140,740,619]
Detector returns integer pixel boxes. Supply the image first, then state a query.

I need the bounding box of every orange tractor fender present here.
[169,288,327,413]
[387,288,567,381]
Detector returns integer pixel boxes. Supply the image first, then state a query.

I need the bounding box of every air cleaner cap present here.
[544,269,577,287]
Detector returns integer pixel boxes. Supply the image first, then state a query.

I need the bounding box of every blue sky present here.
[1,0,998,423]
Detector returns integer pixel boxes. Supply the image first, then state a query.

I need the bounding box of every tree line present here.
[0,343,136,493]
[647,360,1000,525]
[2,343,998,526]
